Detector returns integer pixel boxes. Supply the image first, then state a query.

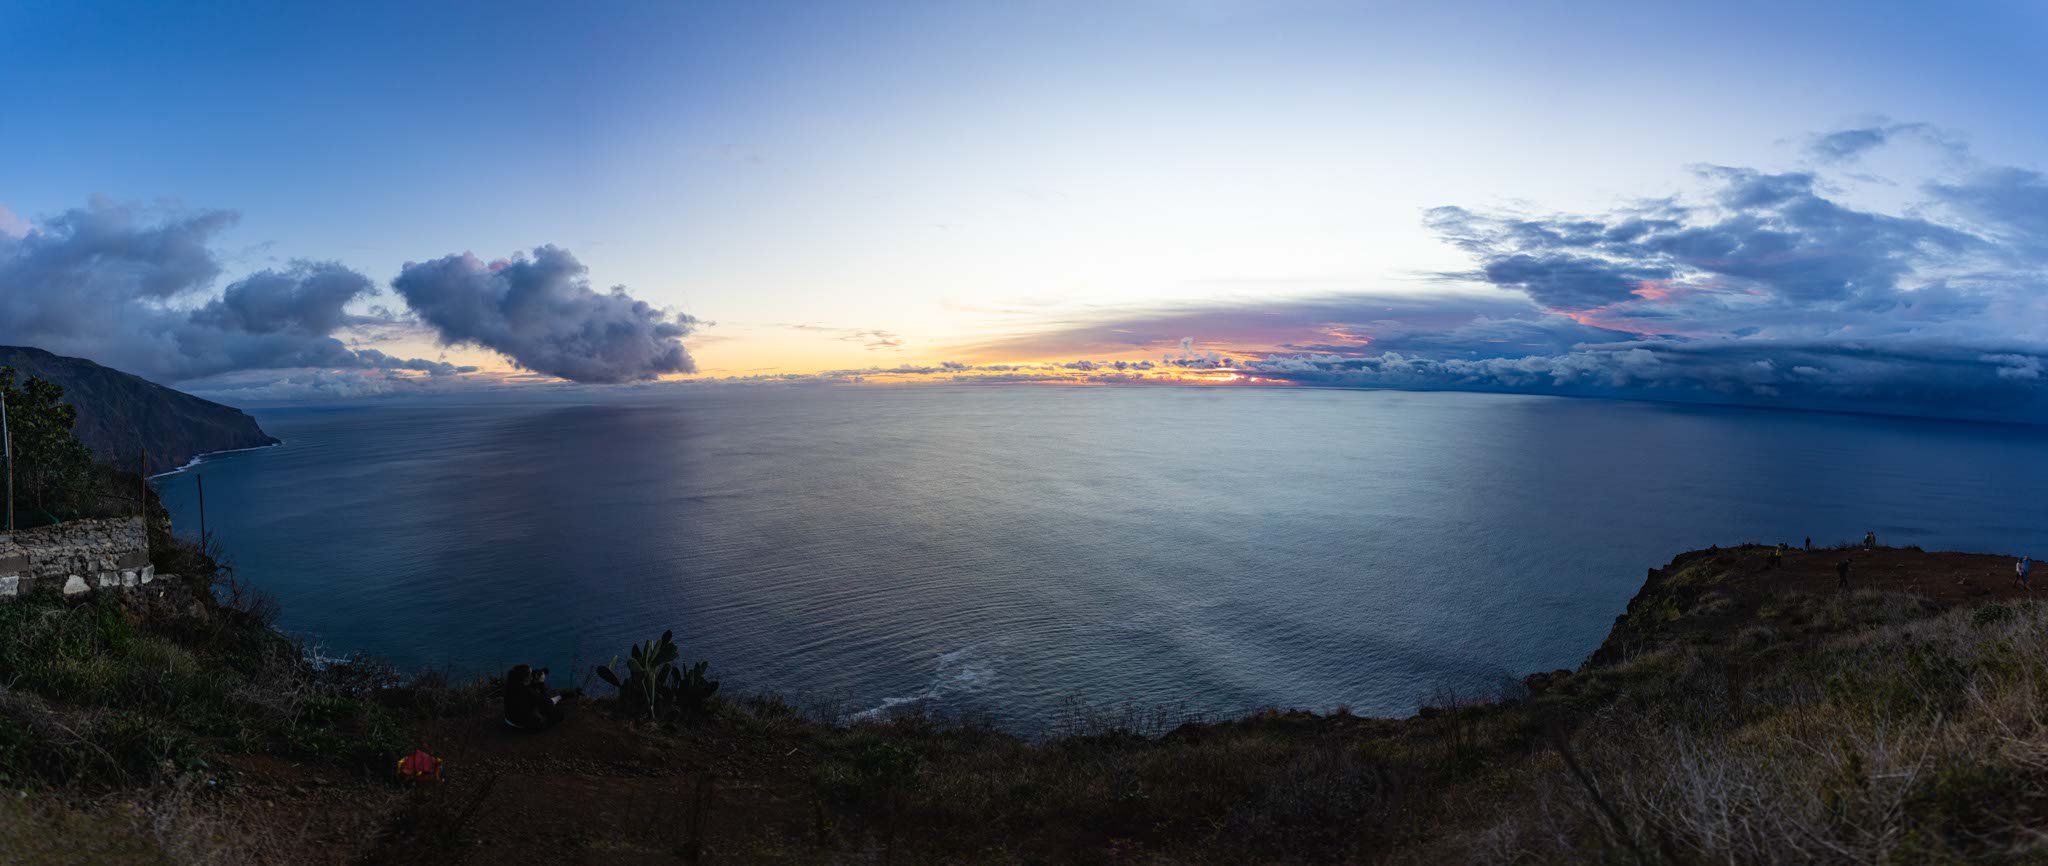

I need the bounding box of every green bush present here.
[101,712,206,781]
[1973,603,2014,626]
[0,718,37,786]
[0,588,412,789]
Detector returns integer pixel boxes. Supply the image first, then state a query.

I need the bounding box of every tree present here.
[0,366,103,521]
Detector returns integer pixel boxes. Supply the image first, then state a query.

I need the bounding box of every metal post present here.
[196,474,206,547]
[1,391,12,533]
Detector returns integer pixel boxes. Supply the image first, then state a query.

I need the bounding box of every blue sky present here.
[1,0,2045,416]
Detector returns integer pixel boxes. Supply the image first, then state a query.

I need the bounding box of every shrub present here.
[1973,603,2014,626]
[100,712,206,781]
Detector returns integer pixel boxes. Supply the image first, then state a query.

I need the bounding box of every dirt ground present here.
[208,703,826,864]
[1746,543,2035,602]
[355,703,836,865]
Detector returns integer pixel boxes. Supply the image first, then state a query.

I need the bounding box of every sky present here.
[2,0,2046,418]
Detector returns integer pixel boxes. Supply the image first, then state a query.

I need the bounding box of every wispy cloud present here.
[780,323,905,351]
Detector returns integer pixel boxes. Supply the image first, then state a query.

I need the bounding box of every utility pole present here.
[2,391,12,533]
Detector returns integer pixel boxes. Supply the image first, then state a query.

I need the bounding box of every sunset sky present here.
[3,1,2046,416]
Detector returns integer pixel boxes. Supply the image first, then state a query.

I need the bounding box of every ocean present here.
[151,385,2048,731]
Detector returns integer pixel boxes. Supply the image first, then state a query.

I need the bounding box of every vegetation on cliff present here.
[5,540,2045,864]
[1,365,122,527]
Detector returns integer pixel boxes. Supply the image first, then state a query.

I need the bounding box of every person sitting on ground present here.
[503,664,568,732]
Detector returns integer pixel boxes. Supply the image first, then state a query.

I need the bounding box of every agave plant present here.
[595,629,720,721]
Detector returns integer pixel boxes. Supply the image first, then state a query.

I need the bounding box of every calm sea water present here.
[152,386,2048,730]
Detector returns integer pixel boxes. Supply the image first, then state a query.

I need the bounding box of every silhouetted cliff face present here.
[0,346,278,475]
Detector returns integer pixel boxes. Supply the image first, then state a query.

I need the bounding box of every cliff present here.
[0,345,278,475]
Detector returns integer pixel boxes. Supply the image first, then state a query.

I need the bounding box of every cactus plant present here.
[595,630,720,721]
[666,659,721,722]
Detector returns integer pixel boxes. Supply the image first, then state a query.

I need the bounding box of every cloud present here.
[1345,140,2046,418]
[9,120,2045,421]
[1237,342,2048,420]
[1805,120,1962,164]
[1927,166,2048,260]
[1430,166,1985,315]
[1809,126,1894,162]
[191,261,376,337]
[951,289,1543,361]
[1,200,681,393]
[350,348,477,376]
[0,204,29,238]
[782,323,904,350]
[181,368,414,401]
[391,245,698,383]
[0,198,457,384]
[934,121,2048,422]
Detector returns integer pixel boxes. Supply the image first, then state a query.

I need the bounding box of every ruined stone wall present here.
[0,516,154,599]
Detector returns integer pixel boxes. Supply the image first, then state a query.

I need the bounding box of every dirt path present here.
[1715,543,2033,605]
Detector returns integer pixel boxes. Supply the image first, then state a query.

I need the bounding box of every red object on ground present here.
[396,749,443,783]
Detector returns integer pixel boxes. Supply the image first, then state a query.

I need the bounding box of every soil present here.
[351,703,831,865]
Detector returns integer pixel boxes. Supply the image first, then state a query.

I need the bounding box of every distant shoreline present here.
[146,440,285,479]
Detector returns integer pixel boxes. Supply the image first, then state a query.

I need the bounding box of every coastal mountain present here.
[0,345,278,475]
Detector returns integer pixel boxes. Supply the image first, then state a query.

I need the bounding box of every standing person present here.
[1771,544,1784,569]
[1836,560,1851,591]
[1804,536,1812,551]
[2019,557,2032,590]
[1864,531,1877,550]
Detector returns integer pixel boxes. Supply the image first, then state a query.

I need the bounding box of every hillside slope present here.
[6,542,2046,864]
[363,543,2048,864]
[0,345,278,475]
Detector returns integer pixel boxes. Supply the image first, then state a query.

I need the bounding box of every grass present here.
[0,533,479,865]
[0,586,413,787]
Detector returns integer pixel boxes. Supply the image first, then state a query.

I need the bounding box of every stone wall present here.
[0,516,154,599]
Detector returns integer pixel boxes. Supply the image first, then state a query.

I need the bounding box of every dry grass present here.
[1447,599,2048,864]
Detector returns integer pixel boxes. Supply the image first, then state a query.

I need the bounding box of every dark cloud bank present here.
[0,198,695,393]
[978,122,2048,423]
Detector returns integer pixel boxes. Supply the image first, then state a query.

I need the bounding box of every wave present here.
[147,441,285,479]
[852,645,996,720]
